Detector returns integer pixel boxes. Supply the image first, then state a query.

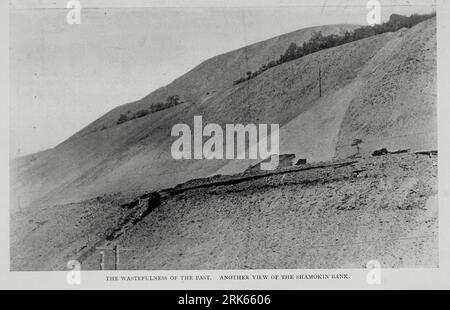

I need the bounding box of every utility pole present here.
[318,65,322,97]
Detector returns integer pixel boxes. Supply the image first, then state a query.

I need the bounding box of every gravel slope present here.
[11,20,436,209]
[10,19,438,271]
[76,152,437,270]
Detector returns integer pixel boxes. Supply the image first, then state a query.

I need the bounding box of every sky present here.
[9,0,436,157]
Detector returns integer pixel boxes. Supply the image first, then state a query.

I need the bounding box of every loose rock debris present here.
[74,152,438,270]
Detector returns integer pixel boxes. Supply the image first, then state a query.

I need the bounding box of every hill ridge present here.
[11,18,436,210]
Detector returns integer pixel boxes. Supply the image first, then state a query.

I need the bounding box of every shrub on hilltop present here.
[116,95,184,125]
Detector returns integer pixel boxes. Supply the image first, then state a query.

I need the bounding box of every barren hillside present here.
[10,17,437,271]
[11,24,359,208]
[11,19,436,210]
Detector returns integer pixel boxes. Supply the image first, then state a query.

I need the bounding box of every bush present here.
[132,109,150,119]
[117,114,129,125]
[116,95,184,125]
[150,95,183,113]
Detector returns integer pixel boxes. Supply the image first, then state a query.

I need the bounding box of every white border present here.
[1,0,449,290]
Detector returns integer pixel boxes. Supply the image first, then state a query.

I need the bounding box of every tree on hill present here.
[117,95,184,125]
[232,12,435,85]
[117,114,129,125]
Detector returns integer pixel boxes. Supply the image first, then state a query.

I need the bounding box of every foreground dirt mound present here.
[111,153,438,270]
[11,152,437,270]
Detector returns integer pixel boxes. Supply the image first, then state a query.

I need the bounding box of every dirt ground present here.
[11,152,435,271]
[111,152,437,270]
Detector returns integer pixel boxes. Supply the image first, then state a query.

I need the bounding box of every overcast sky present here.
[10,0,436,157]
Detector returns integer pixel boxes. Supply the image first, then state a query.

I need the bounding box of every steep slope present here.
[11,19,436,212]
[72,24,358,138]
[216,18,437,174]
[10,18,438,271]
[334,20,437,157]
[10,24,359,208]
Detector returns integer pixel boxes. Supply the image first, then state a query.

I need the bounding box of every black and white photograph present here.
[2,0,449,291]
